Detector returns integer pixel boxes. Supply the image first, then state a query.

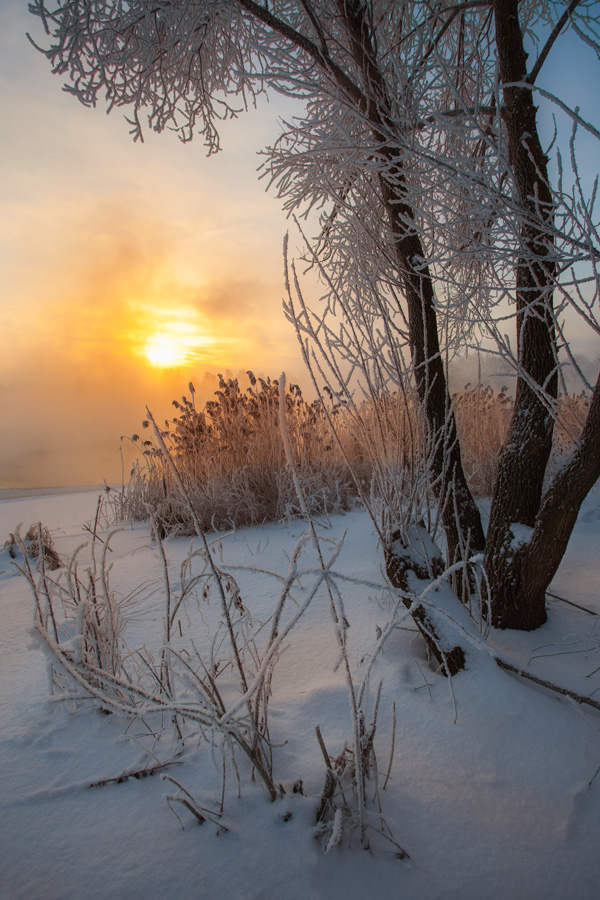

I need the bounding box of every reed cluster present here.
[115,374,585,535]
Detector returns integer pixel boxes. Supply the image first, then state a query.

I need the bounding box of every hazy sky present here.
[1,3,599,488]
[0,1,311,487]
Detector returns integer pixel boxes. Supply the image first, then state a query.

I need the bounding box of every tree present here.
[30,0,600,634]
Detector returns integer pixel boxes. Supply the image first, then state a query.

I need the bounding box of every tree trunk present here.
[484,0,559,628]
[382,181,486,568]
[489,369,600,627]
[247,0,597,636]
[337,0,599,635]
[337,0,486,566]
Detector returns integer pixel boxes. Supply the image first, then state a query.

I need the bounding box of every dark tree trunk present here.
[382,181,486,569]
[338,0,486,568]
[489,369,600,628]
[484,0,559,628]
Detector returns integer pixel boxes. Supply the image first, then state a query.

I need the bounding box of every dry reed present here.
[113,376,588,534]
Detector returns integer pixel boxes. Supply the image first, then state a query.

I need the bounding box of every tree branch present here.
[527,0,583,86]
[235,0,368,111]
[495,657,600,714]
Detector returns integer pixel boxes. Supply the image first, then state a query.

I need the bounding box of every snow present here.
[1,487,600,899]
[509,522,535,551]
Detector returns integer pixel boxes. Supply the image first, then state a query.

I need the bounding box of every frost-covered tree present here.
[30,0,600,633]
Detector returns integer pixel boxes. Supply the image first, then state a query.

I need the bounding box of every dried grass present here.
[118,373,360,534]
[111,376,589,534]
[452,384,513,497]
[3,523,63,571]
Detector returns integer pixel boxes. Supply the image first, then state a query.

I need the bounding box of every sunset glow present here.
[0,0,306,487]
[145,336,186,367]
[142,313,215,368]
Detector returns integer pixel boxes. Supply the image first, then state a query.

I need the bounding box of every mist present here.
[0,201,300,489]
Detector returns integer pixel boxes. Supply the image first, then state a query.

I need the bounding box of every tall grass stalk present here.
[280,370,409,853]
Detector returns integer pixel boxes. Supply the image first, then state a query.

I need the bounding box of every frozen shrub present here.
[120,374,359,534]
[116,376,576,534]
[3,524,63,571]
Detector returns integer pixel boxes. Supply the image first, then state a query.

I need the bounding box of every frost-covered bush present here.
[3,523,63,571]
[120,373,362,534]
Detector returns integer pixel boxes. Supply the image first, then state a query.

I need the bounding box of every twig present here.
[162,774,229,830]
[495,657,600,713]
[546,590,598,616]
[166,795,206,825]
[82,524,108,545]
[382,701,396,791]
[280,372,366,841]
[315,724,332,770]
[88,760,180,788]
[315,725,339,826]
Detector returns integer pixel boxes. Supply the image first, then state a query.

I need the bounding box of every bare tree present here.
[29,0,600,633]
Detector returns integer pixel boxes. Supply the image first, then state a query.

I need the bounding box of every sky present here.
[1,1,599,489]
[0,1,307,488]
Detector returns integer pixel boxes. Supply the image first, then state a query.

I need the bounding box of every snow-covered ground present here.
[1,487,600,900]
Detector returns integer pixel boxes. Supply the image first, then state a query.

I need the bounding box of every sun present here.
[145,336,187,367]
[140,308,216,368]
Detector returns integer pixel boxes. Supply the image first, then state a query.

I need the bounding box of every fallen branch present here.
[546,590,598,616]
[494,657,600,713]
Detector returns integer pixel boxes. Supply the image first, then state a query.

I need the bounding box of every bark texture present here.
[484,0,559,628]
[491,370,600,628]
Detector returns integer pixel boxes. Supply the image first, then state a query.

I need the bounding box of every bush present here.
[3,524,63,571]
[120,373,360,534]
